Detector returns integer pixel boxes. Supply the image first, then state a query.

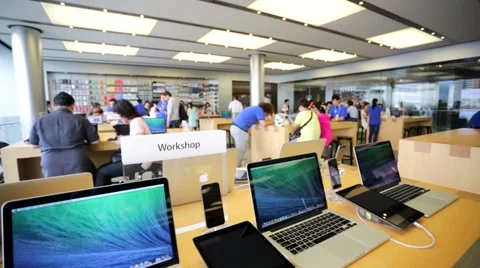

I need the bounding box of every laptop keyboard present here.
[383,184,430,204]
[269,212,357,255]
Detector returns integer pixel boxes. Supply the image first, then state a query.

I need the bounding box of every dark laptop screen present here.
[249,155,326,229]
[9,185,174,268]
[355,141,401,191]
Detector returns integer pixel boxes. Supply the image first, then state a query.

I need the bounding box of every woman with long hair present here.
[367,98,383,143]
[95,100,152,186]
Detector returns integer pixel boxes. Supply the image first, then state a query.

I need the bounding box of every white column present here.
[10,25,46,139]
[249,54,265,106]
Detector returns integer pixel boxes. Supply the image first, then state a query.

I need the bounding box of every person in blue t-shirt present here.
[135,99,147,116]
[367,98,383,143]
[231,102,274,167]
[106,98,116,112]
[328,95,348,121]
[468,111,480,129]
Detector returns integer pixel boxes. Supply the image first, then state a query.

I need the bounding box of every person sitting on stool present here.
[95,100,152,187]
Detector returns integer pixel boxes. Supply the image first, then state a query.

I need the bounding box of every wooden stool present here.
[336,136,354,165]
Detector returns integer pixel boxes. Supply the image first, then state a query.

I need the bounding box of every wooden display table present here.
[251,122,358,162]
[97,123,115,132]
[377,116,432,151]
[0,129,187,184]
[172,165,480,267]
[199,118,232,131]
[398,128,480,194]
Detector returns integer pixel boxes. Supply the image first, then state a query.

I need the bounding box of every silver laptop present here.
[2,179,181,268]
[354,141,458,217]
[247,153,389,268]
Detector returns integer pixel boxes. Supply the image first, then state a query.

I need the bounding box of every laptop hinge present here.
[375,181,400,192]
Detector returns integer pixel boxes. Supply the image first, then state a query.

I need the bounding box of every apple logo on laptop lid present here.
[199,173,209,183]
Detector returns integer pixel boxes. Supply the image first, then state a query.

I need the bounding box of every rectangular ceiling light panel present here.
[264,62,304,70]
[300,49,356,62]
[367,27,441,49]
[173,52,231,63]
[63,41,139,56]
[197,30,276,50]
[41,2,157,35]
[248,0,364,26]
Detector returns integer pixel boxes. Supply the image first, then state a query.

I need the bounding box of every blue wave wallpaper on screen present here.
[12,186,173,268]
[251,157,326,228]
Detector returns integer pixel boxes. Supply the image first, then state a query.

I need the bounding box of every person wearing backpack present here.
[290,98,320,142]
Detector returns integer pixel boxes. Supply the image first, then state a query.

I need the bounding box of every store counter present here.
[398,128,480,194]
[377,116,432,151]
[251,121,357,162]
[1,128,187,183]
[173,164,480,267]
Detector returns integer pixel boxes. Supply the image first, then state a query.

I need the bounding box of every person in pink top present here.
[310,101,333,146]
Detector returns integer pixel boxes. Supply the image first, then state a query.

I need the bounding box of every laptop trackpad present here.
[321,234,367,261]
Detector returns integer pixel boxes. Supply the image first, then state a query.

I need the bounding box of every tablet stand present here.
[357,207,390,226]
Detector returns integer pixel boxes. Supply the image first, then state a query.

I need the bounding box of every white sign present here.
[121,130,227,165]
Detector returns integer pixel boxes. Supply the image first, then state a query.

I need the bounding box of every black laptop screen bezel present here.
[354,141,402,192]
[1,178,179,268]
[247,153,327,233]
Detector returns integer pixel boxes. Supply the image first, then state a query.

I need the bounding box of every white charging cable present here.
[355,207,435,249]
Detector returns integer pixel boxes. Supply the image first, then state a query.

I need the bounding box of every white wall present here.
[43,61,278,111]
[0,44,18,117]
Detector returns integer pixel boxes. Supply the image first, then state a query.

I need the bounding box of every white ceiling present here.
[0,0,478,75]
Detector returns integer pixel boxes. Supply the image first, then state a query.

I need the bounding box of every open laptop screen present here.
[248,154,326,231]
[145,118,167,134]
[5,183,176,268]
[355,141,401,191]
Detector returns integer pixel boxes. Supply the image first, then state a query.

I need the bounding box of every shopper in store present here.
[281,99,290,114]
[204,102,214,115]
[46,100,53,113]
[231,102,274,167]
[290,98,320,142]
[95,100,152,187]
[144,101,151,114]
[325,101,332,114]
[468,111,480,128]
[228,96,244,119]
[346,100,359,122]
[187,102,199,130]
[107,98,117,112]
[163,91,181,128]
[311,102,332,147]
[368,98,383,143]
[29,92,99,178]
[328,95,347,121]
[361,102,369,131]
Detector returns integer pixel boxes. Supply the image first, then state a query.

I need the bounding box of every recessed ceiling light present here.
[431,32,436,35]
[102,29,106,33]
[126,45,130,48]
[74,40,78,43]
[264,62,304,71]
[78,51,82,53]
[359,1,364,5]
[249,33,253,36]
[69,25,73,29]
[243,48,247,50]
[63,41,139,56]
[226,29,230,32]
[367,40,371,43]
[269,37,273,40]
[41,2,157,35]
[132,33,136,36]
[205,42,208,45]
[420,27,425,31]
[300,49,356,62]
[103,9,108,12]
[441,36,444,39]
[60,2,65,6]
[197,30,276,50]
[123,54,127,57]
[140,14,144,18]
[367,27,441,49]
[248,0,364,26]
[304,23,308,26]
[257,11,261,14]
[379,44,383,47]
[172,52,231,63]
